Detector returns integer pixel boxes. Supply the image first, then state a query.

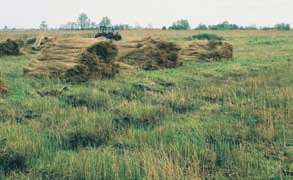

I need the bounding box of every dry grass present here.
[0,77,8,96]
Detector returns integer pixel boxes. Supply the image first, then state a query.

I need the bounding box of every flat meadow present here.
[0,30,292,179]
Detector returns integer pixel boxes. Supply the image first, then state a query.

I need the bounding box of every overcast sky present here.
[0,0,293,29]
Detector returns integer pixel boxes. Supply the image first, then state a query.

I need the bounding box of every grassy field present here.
[0,30,292,179]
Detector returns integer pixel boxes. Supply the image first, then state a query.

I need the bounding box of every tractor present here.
[95,25,122,41]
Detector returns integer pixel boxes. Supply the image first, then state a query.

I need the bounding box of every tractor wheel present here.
[106,34,113,39]
[115,35,122,41]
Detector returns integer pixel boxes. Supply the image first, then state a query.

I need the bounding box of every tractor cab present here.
[95,25,122,41]
[99,25,113,34]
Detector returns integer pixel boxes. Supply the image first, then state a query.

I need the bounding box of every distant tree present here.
[113,24,129,30]
[230,24,239,30]
[162,26,167,30]
[243,25,258,30]
[195,23,208,30]
[3,26,8,31]
[274,23,290,30]
[169,19,190,30]
[260,26,274,30]
[78,13,91,30]
[208,21,239,30]
[72,22,78,30]
[90,22,98,30]
[99,16,111,26]
[40,21,48,30]
[65,22,78,30]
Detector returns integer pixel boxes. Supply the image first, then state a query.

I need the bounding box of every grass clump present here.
[0,139,27,176]
[192,33,224,40]
[61,86,111,110]
[0,77,8,97]
[113,103,168,129]
[61,128,110,151]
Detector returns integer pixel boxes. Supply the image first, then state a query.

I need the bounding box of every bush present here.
[25,37,37,45]
[191,33,224,41]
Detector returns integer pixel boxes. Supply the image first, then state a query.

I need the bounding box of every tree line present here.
[165,20,291,31]
[58,13,129,31]
[2,12,292,31]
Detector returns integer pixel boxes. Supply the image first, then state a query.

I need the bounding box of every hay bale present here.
[0,78,8,97]
[117,37,182,70]
[0,39,24,57]
[181,40,233,62]
[24,38,119,82]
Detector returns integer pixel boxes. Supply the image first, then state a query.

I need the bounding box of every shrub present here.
[25,37,37,45]
[191,33,224,41]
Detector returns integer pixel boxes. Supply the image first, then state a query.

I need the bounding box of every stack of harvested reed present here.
[181,40,233,61]
[24,37,119,82]
[117,37,182,70]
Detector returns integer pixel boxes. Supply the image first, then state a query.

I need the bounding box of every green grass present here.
[0,30,292,179]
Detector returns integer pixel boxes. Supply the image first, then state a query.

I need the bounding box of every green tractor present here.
[95,25,122,41]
